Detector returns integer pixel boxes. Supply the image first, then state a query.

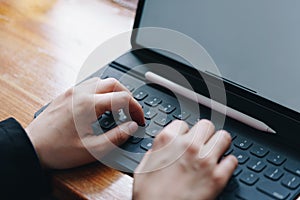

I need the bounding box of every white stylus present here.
[145,71,276,134]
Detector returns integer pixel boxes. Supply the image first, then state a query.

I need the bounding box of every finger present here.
[186,119,215,148]
[214,155,238,187]
[153,120,189,150]
[105,121,138,146]
[199,130,231,162]
[135,150,152,174]
[87,121,138,154]
[95,78,131,94]
[163,120,189,135]
[95,91,144,125]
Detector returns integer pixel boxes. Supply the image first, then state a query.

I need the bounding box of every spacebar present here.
[121,151,145,163]
[257,181,290,200]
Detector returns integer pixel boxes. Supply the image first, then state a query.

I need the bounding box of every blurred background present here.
[0,0,138,125]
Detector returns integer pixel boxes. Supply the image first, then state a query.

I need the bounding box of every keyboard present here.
[90,67,300,200]
[35,65,300,200]
[221,137,300,199]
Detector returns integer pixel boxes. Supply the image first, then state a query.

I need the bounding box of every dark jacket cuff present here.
[0,118,48,199]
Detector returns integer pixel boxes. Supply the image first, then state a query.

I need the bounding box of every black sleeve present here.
[0,118,49,199]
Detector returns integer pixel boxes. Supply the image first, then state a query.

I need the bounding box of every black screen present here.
[135,0,300,114]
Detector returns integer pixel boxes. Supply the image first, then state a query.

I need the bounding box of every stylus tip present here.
[267,127,277,134]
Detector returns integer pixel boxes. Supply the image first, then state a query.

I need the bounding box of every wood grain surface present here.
[0,0,135,199]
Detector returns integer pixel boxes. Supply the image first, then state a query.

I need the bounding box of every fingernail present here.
[128,121,138,132]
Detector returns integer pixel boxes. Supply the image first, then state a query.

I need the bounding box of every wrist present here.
[25,125,47,169]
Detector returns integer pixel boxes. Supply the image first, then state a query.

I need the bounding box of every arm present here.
[0,77,144,199]
[0,118,48,199]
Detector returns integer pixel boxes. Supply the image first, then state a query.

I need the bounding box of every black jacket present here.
[0,118,48,199]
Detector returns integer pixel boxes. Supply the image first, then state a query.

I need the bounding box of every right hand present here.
[133,120,238,200]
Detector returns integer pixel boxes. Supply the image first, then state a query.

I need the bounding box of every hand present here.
[25,77,144,169]
[133,120,238,200]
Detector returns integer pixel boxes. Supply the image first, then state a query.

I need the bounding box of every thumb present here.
[83,121,138,160]
[105,121,138,147]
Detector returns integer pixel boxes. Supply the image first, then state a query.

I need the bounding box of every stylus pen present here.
[145,71,276,134]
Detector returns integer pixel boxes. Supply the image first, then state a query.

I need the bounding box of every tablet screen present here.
[135,0,300,114]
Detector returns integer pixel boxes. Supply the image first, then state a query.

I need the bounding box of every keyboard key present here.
[264,167,284,181]
[267,152,286,166]
[145,97,162,107]
[146,124,163,137]
[144,119,151,127]
[140,138,153,151]
[239,171,259,185]
[104,111,112,116]
[282,174,300,190]
[101,75,109,79]
[257,181,290,200]
[224,146,233,156]
[233,165,243,177]
[92,121,104,136]
[128,136,143,144]
[117,109,128,122]
[247,158,266,172]
[222,129,237,141]
[233,151,250,164]
[234,137,253,150]
[133,127,147,138]
[250,145,269,158]
[144,108,157,120]
[284,160,300,177]
[124,84,135,92]
[158,103,176,114]
[228,131,237,140]
[154,115,172,127]
[99,115,116,129]
[235,186,271,200]
[186,116,200,126]
[173,111,190,120]
[224,178,239,192]
[133,91,148,101]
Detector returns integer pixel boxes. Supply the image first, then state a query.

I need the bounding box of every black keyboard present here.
[31,65,287,200]
[32,61,300,200]
[92,71,300,200]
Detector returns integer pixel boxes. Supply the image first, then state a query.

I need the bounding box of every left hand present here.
[25,77,144,169]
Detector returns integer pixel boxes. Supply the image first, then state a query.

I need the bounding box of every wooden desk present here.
[0,0,135,199]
